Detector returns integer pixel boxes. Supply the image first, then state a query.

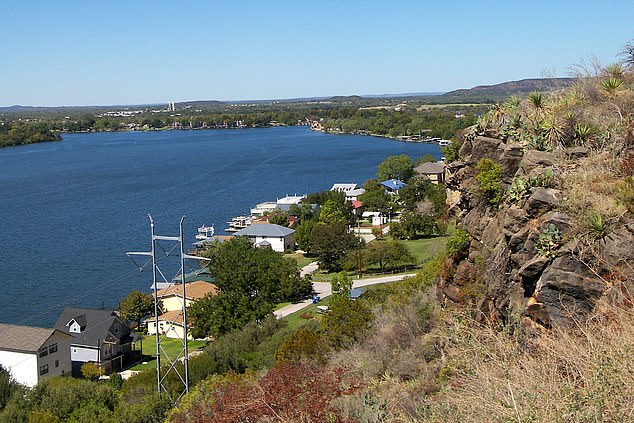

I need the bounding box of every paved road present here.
[274,273,416,318]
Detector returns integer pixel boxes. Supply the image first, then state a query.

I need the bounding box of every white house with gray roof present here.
[233,223,295,252]
[330,183,366,201]
[0,323,72,387]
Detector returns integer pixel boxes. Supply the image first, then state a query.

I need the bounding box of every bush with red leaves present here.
[169,364,363,422]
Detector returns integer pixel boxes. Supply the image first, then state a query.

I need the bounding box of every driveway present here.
[274,273,416,318]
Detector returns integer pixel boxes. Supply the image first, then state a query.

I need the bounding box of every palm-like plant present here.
[600,77,624,97]
[528,92,546,111]
[574,122,596,145]
[541,113,566,149]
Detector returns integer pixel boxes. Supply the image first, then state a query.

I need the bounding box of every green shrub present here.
[320,296,373,350]
[275,326,327,364]
[475,158,503,205]
[446,226,471,259]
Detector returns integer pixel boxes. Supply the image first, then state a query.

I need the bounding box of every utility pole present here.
[127,214,209,405]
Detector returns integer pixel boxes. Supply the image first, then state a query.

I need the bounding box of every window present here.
[39,364,48,375]
[49,343,57,354]
[38,347,48,358]
[55,360,59,368]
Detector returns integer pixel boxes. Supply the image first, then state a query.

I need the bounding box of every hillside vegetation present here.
[1,53,634,422]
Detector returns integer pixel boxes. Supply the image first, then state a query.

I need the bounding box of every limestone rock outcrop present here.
[442,136,632,327]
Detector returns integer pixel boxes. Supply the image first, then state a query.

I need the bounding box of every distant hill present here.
[439,78,575,102]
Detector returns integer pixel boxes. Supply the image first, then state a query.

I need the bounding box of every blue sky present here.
[1,1,632,106]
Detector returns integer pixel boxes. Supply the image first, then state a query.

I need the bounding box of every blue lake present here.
[0,127,440,326]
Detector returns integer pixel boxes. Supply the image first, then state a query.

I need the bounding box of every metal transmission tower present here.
[127,215,210,405]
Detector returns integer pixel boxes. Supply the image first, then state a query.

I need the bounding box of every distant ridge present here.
[0,78,575,111]
[441,78,575,102]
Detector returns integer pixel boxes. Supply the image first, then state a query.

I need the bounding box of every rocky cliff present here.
[442,135,634,327]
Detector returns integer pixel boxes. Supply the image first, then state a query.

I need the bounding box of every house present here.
[414,161,446,184]
[233,223,295,252]
[380,179,406,194]
[0,323,72,387]
[146,280,219,339]
[156,280,219,312]
[330,183,366,201]
[147,310,188,339]
[54,307,133,375]
[250,195,305,216]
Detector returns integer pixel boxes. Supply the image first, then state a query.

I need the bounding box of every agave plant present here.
[528,92,546,111]
[574,122,596,145]
[504,95,521,110]
[541,113,566,149]
[600,77,624,97]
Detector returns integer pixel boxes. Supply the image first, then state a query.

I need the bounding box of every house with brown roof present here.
[147,280,219,339]
[0,323,72,387]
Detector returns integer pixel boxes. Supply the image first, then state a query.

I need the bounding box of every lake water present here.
[0,127,440,326]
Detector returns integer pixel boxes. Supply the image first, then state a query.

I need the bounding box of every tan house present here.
[414,161,446,184]
[0,323,73,387]
[147,280,219,339]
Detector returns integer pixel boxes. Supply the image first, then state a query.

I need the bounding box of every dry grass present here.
[559,151,629,233]
[424,302,634,422]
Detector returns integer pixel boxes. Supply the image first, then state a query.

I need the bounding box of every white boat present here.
[225,215,253,232]
[195,224,215,241]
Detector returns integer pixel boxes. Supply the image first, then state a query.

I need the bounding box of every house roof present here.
[0,323,70,353]
[154,310,184,325]
[381,179,406,190]
[156,280,219,300]
[54,307,131,348]
[233,223,295,237]
[330,183,357,192]
[346,188,366,197]
[351,200,363,209]
[415,161,445,175]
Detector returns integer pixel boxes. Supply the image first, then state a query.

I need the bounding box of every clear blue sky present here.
[1,1,632,106]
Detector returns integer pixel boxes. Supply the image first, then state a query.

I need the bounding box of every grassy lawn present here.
[128,337,208,371]
[401,236,448,264]
[282,296,332,331]
[286,252,315,270]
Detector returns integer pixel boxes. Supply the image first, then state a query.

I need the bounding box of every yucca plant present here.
[600,77,624,97]
[528,92,546,111]
[541,113,566,148]
[504,95,521,110]
[574,122,597,145]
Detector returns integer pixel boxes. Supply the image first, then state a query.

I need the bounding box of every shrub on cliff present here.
[474,158,503,205]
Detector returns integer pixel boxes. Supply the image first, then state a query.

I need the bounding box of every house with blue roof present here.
[233,223,295,252]
[381,179,406,194]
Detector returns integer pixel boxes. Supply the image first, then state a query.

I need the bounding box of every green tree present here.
[330,272,353,298]
[364,240,415,272]
[376,154,414,181]
[311,222,361,272]
[294,219,316,252]
[358,187,390,213]
[193,237,311,337]
[116,290,154,329]
[417,153,437,164]
[318,199,352,225]
[0,365,18,412]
